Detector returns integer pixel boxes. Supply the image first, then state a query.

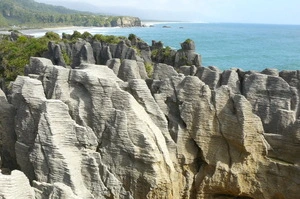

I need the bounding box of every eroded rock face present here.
[0,170,35,199]
[0,89,17,170]
[0,57,299,199]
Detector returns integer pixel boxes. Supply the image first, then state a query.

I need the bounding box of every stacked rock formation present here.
[0,39,299,199]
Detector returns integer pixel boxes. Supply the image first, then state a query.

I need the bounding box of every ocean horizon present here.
[18,22,300,72]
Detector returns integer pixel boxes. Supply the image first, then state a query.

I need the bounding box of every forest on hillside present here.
[0,0,140,28]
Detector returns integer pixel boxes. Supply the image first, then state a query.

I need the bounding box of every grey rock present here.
[0,170,35,199]
[261,68,279,76]
[242,73,297,134]
[0,89,17,170]
[180,39,196,51]
[11,58,176,198]
[151,40,164,50]
[46,42,66,67]
[11,76,46,181]
[93,41,112,65]
[106,58,121,75]
[279,70,300,119]
[152,63,178,80]
[71,39,95,68]
[2,56,300,199]
[220,69,241,94]
[196,66,221,89]
[174,50,201,68]
[174,39,201,68]
[25,57,53,76]
[137,41,152,63]
[118,59,147,81]
[178,65,197,76]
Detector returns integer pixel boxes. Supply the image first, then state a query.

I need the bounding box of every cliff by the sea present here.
[0,32,299,199]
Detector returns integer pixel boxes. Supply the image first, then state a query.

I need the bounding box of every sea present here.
[19,22,300,72]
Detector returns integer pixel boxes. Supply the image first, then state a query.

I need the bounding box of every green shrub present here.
[82,31,92,39]
[62,50,71,65]
[93,34,121,44]
[44,31,60,40]
[163,46,172,57]
[128,33,137,41]
[145,62,153,78]
[185,38,193,43]
[132,46,141,56]
[71,30,82,40]
[151,49,159,57]
[0,35,49,82]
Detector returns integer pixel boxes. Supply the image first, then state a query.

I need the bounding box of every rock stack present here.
[0,38,299,199]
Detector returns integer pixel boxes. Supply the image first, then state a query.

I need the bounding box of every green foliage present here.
[185,38,193,43]
[151,49,159,57]
[93,34,122,44]
[151,46,174,60]
[0,34,48,81]
[128,33,137,41]
[62,50,71,65]
[163,46,172,57]
[71,31,82,41]
[81,31,92,40]
[132,46,141,56]
[44,31,60,40]
[145,62,153,78]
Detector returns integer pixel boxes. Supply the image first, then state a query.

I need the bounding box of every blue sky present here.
[36,0,300,24]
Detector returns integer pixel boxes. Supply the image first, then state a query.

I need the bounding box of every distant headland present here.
[0,0,141,29]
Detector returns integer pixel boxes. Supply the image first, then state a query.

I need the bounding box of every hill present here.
[0,0,141,28]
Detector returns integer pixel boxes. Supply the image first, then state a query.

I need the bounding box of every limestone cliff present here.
[0,39,299,198]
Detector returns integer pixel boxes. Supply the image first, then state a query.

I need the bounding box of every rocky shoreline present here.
[0,32,299,198]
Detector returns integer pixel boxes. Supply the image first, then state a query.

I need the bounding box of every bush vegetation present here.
[0,32,60,82]
[145,62,153,78]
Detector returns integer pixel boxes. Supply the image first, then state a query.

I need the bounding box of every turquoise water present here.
[23,23,300,71]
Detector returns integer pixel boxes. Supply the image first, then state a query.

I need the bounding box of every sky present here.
[35,0,300,25]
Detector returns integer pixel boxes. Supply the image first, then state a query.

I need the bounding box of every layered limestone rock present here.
[0,56,299,199]
[0,89,17,170]
[9,57,179,198]
[0,170,35,198]
[174,40,202,68]
[110,17,141,27]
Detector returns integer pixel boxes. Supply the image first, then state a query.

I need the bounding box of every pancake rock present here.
[0,56,299,199]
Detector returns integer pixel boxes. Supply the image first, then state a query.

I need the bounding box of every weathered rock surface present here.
[0,57,299,199]
[152,63,178,80]
[0,89,17,170]
[174,40,202,68]
[0,170,35,198]
[117,59,148,81]
[110,17,141,27]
